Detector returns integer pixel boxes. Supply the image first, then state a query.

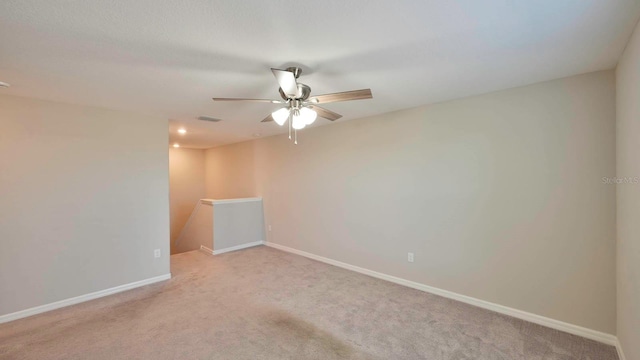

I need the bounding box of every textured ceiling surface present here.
[1,1,639,148]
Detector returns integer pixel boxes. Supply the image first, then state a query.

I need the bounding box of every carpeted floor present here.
[0,246,618,360]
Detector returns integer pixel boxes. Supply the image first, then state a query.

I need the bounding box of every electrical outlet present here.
[268,225,272,231]
[408,252,414,263]
[154,249,161,258]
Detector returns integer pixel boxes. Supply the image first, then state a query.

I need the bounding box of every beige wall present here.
[0,94,170,316]
[205,141,256,199]
[207,71,617,334]
[169,148,205,254]
[616,19,640,360]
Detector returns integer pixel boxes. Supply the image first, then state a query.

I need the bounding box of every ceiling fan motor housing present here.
[279,83,311,101]
[277,66,311,101]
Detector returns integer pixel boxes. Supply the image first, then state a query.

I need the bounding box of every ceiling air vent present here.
[197,116,222,122]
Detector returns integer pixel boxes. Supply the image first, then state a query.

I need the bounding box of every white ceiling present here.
[1,1,639,148]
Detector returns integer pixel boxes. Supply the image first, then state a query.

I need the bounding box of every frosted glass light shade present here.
[299,107,317,125]
[292,113,306,129]
[271,108,290,126]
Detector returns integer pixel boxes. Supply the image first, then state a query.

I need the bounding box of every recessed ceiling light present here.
[178,128,187,134]
[173,143,180,148]
[0,81,10,88]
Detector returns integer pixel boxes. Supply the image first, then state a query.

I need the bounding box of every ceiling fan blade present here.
[310,89,372,104]
[271,68,298,98]
[212,98,282,103]
[261,114,274,122]
[310,105,342,121]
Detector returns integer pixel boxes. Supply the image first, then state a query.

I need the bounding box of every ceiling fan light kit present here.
[213,66,372,144]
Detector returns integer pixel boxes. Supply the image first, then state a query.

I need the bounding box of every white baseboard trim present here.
[265,241,618,347]
[0,273,172,324]
[616,340,627,360]
[212,241,264,255]
[199,245,214,255]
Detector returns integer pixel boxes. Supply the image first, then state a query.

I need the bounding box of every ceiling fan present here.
[212,67,373,144]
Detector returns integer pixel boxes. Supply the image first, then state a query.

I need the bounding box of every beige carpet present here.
[0,246,618,360]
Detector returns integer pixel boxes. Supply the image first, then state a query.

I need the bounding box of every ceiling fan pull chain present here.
[294,129,298,145]
[288,112,292,140]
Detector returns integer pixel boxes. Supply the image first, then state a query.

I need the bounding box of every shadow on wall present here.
[172,200,213,254]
